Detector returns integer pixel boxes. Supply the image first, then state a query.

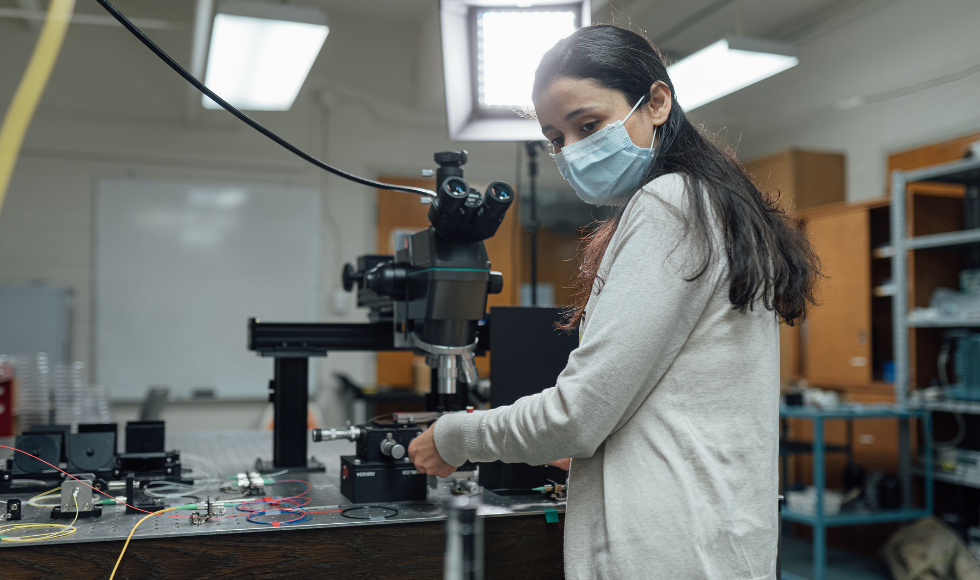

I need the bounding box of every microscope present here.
[249,151,513,502]
[342,150,512,411]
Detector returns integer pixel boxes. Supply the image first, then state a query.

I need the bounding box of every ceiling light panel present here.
[203,1,329,111]
[667,36,798,111]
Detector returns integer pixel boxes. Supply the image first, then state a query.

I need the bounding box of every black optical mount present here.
[249,151,514,471]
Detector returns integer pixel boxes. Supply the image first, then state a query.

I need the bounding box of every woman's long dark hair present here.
[532,25,820,329]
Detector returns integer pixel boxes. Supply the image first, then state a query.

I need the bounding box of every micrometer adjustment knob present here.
[380,433,406,460]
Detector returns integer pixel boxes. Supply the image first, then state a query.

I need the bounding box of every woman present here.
[409,25,819,579]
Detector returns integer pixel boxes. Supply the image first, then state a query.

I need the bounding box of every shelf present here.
[781,507,930,527]
[901,155,980,185]
[910,398,980,414]
[906,228,980,251]
[780,404,925,419]
[913,466,980,489]
[906,316,980,328]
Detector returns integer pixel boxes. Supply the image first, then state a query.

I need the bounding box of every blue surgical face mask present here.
[552,96,657,206]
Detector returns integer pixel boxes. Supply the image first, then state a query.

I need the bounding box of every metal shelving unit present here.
[890,156,980,548]
[892,156,980,409]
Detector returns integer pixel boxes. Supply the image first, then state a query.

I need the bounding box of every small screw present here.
[166,467,173,474]
[10,503,18,511]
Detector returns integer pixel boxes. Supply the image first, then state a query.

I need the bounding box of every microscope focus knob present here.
[342,263,362,292]
[380,435,406,460]
[488,271,504,295]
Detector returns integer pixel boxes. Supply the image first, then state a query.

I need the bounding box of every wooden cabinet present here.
[786,199,893,389]
[804,206,875,386]
[743,149,845,212]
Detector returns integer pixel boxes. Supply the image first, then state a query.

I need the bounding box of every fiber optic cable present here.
[0,445,316,524]
[0,445,187,520]
[109,506,178,580]
[0,0,75,218]
[26,486,62,508]
[0,488,78,542]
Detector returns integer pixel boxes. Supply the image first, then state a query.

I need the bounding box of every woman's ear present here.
[647,81,672,126]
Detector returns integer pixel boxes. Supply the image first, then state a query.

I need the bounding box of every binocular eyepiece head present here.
[428,178,514,243]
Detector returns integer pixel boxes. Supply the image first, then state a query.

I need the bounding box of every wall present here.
[0,3,563,430]
[699,0,980,200]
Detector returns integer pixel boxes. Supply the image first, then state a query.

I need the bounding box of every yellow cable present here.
[0,0,76,218]
[0,488,77,542]
[109,507,178,580]
[27,486,61,508]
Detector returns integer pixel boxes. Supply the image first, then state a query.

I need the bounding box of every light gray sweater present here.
[434,174,779,579]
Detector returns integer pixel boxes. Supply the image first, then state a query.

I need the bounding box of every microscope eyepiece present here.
[486,182,513,203]
[437,177,469,216]
[466,181,515,241]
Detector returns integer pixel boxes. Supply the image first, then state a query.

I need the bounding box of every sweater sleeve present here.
[433,187,721,467]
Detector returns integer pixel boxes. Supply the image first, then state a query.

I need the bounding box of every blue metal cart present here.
[779,404,933,580]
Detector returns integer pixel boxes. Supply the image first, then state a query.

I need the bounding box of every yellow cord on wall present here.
[0,0,76,218]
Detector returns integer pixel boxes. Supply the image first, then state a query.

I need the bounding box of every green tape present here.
[543,508,559,524]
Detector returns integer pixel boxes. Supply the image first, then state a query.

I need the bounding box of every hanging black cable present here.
[94,0,435,198]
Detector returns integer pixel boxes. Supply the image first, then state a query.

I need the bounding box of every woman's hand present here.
[408,424,458,478]
[548,458,571,471]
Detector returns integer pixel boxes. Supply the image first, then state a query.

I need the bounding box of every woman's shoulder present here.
[620,173,690,225]
[638,173,691,208]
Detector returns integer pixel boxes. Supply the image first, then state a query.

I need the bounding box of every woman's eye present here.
[581,121,598,132]
[550,136,564,148]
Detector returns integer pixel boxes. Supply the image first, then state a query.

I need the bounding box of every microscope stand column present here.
[255,356,325,472]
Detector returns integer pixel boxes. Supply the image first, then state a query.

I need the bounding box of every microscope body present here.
[344,150,510,412]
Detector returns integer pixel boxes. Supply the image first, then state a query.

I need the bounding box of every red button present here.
[466,406,474,413]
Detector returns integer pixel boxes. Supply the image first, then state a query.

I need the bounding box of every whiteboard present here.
[95,179,320,400]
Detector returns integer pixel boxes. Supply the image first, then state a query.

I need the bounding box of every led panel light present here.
[477,10,576,108]
[440,0,590,142]
[203,1,329,111]
[667,36,798,111]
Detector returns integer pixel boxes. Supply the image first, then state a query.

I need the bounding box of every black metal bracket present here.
[248,320,407,470]
[248,319,490,470]
[248,320,397,357]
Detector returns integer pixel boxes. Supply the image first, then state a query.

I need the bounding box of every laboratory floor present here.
[781,531,891,580]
